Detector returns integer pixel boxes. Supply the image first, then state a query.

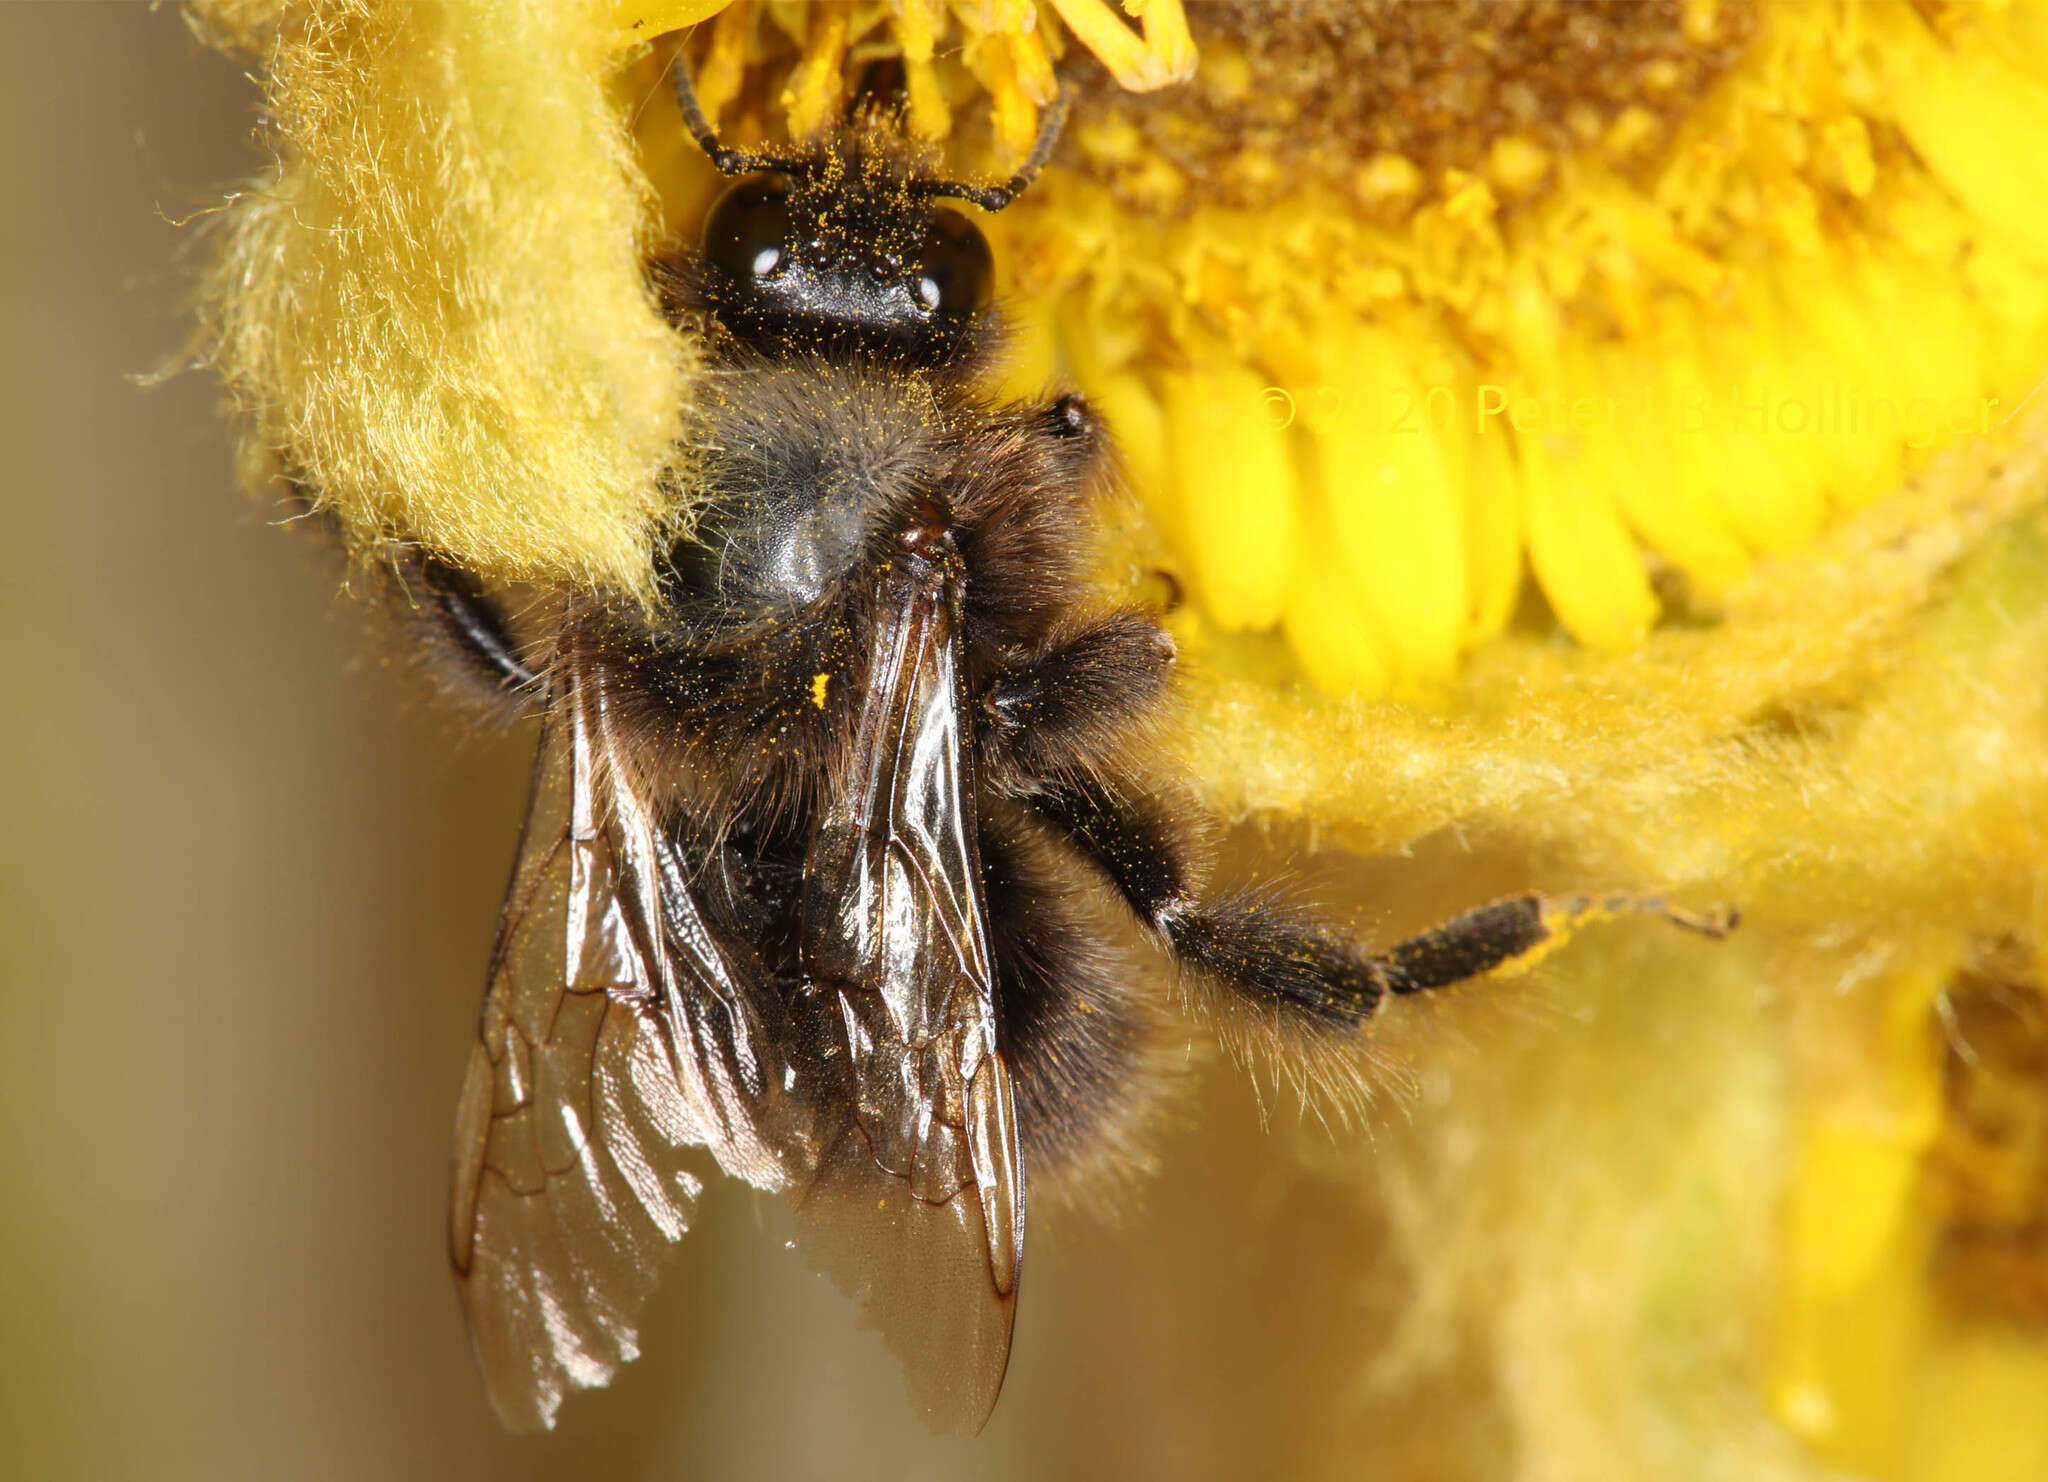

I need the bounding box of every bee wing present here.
[450,650,812,1431]
[798,564,1026,1435]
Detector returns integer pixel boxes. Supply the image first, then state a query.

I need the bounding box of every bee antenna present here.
[668,49,813,180]
[917,85,1071,212]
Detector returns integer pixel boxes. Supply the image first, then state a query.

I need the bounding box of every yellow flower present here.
[189,1,2048,1477]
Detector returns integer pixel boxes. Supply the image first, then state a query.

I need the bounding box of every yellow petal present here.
[1163,364,1299,632]
[1315,324,1467,684]
[1517,429,1659,650]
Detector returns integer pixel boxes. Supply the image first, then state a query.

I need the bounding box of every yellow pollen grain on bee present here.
[811,672,830,709]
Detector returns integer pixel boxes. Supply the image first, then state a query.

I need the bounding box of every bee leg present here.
[978,608,1176,784]
[283,474,541,715]
[1027,774,1386,1026]
[415,557,537,692]
[386,549,542,717]
[1029,775,1735,1031]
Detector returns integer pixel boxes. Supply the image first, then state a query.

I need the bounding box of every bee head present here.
[673,56,1067,366]
[697,154,996,362]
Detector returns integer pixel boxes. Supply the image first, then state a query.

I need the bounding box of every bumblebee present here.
[380,58,1733,1435]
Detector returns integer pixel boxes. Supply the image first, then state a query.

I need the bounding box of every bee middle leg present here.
[977,608,1177,782]
[413,556,538,693]
[373,548,543,721]
[283,478,540,709]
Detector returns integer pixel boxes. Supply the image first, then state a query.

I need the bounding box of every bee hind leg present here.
[1028,773,1735,1033]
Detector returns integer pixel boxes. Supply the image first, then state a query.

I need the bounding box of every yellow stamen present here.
[614,0,730,40]
[1045,0,1196,92]
[1008,28,1059,109]
[777,4,844,139]
[474,2,2048,685]
[1517,426,1660,652]
[692,0,751,133]
[1460,429,1523,645]
[1133,0,1196,86]
[971,32,1039,166]
[889,0,948,139]
[1283,526,1394,698]
[1879,6,2048,268]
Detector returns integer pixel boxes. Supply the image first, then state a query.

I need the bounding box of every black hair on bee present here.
[390,46,1737,1440]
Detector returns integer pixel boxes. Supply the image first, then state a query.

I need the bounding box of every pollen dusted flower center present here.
[1066,0,1761,214]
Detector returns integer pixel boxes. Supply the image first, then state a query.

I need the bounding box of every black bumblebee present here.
[399,57,1733,1436]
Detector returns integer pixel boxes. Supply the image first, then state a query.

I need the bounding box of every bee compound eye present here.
[702,173,793,282]
[914,207,994,315]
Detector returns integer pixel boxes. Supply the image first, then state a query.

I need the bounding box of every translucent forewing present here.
[449,646,809,1431]
[798,557,1026,1435]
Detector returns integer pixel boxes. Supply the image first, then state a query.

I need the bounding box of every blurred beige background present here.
[0,9,1445,1480]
